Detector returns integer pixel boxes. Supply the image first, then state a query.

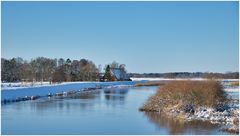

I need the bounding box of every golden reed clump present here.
[140,80,227,112]
[135,81,165,87]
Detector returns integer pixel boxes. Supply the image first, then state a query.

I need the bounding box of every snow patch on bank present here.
[225,88,239,92]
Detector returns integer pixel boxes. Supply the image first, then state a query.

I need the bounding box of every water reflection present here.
[23,91,101,112]
[14,88,129,112]
[103,88,128,107]
[104,88,128,94]
[104,94,125,101]
[68,91,100,99]
[52,90,101,100]
[144,112,221,135]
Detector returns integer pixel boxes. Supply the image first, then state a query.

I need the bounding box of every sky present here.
[1,1,239,73]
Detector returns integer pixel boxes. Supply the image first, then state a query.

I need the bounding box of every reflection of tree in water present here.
[144,112,220,135]
[28,99,65,112]
[103,88,129,108]
[28,91,101,112]
[69,91,100,100]
[53,91,101,100]
[104,94,125,101]
[104,88,128,94]
[104,88,128,101]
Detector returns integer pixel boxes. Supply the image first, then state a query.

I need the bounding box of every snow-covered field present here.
[1,81,117,90]
[1,82,52,90]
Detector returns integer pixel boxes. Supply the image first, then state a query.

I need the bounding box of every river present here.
[1,86,233,135]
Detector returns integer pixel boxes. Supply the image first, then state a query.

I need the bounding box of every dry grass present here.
[140,80,227,111]
[230,81,239,86]
[135,81,165,87]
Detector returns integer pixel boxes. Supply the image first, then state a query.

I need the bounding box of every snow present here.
[1,82,53,90]
[131,77,239,82]
[224,88,239,92]
[1,81,136,100]
[190,107,238,125]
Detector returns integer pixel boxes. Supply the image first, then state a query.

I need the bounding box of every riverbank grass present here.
[140,80,227,112]
[135,81,165,87]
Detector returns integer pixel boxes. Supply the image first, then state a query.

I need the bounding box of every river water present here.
[1,86,232,135]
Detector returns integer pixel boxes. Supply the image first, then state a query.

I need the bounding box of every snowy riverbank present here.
[138,80,239,134]
[1,81,136,101]
[1,81,120,90]
[166,103,239,134]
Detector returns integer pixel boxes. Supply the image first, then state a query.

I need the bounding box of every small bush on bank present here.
[140,80,227,112]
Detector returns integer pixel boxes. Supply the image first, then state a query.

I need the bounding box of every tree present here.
[79,60,98,81]
[119,64,126,71]
[20,62,32,82]
[1,58,12,82]
[104,65,112,81]
[110,61,119,69]
[52,66,67,83]
[1,58,22,82]
[66,58,71,65]
[58,58,65,67]
[71,60,81,81]
[1,58,20,82]
[98,64,102,73]
[79,59,88,67]
[45,58,57,84]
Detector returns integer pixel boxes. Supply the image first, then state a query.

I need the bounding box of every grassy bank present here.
[139,80,240,134]
[139,80,227,112]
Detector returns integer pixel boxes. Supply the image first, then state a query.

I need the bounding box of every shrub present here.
[140,80,227,112]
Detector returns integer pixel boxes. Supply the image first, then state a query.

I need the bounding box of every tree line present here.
[2,57,238,83]
[1,57,99,83]
[129,72,239,79]
[1,57,129,83]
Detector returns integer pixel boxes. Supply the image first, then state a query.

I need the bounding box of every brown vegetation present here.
[140,80,227,112]
[230,81,239,86]
[135,81,166,87]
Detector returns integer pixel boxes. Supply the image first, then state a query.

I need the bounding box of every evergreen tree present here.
[104,65,112,81]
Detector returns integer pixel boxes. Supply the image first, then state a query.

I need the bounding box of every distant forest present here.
[1,57,239,83]
[129,72,239,79]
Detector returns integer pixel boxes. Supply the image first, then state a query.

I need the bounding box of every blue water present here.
[1,86,232,135]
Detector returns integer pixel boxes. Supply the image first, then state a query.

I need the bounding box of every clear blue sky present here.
[2,1,239,73]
